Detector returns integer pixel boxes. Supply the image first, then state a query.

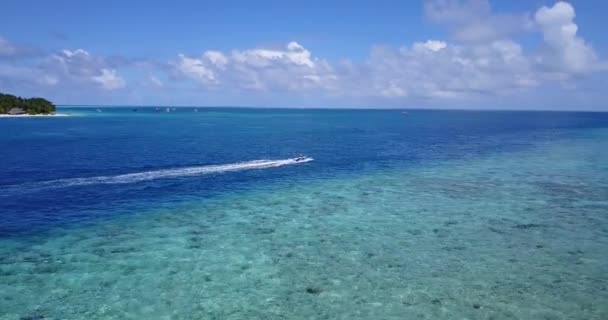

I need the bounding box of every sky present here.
[1,0,607,110]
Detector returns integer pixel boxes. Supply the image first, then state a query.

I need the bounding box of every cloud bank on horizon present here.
[0,1,607,109]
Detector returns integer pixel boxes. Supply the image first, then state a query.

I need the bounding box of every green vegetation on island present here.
[0,92,56,115]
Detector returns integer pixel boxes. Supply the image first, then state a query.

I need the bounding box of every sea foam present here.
[1,157,313,192]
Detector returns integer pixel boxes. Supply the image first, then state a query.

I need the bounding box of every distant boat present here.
[165,107,171,112]
[194,108,198,112]
[96,109,102,113]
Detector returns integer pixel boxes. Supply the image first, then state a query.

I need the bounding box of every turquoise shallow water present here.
[1,117,607,319]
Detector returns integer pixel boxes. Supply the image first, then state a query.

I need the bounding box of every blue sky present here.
[1,0,607,109]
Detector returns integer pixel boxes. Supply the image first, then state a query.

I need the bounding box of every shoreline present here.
[0,113,70,118]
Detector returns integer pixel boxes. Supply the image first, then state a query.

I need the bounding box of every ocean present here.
[1,107,607,319]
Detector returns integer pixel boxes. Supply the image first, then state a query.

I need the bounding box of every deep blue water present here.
[1,107,607,235]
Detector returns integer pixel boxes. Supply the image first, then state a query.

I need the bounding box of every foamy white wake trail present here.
[2,157,313,192]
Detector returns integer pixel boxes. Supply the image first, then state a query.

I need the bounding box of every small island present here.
[0,92,56,116]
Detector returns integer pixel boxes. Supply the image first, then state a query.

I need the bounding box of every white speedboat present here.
[294,155,312,162]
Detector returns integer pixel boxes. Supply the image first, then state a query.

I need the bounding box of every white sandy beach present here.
[0,113,70,118]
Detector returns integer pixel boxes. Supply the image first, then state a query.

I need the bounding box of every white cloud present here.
[92,69,126,90]
[167,8,604,105]
[53,49,94,76]
[231,41,315,68]
[48,49,127,89]
[413,40,448,52]
[203,51,228,69]
[170,37,537,102]
[535,1,600,73]
[61,49,89,58]
[175,54,216,83]
[262,1,601,103]
[364,39,536,101]
[172,42,336,92]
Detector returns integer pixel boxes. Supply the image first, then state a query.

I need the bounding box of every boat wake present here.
[1,157,313,192]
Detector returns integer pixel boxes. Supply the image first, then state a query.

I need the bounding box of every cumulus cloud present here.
[203,51,228,69]
[164,2,603,103]
[166,3,603,104]
[231,41,315,68]
[339,1,603,102]
[166,36,543,102]
[0,45,128,95]
[46,49,127,90]
[363,39,536,101]
[172,42,336,92]
[535,1,601,73]
[174,54,216,84]
[92,69,126,90]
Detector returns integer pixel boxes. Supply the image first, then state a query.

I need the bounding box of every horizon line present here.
[56,104,608,113]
